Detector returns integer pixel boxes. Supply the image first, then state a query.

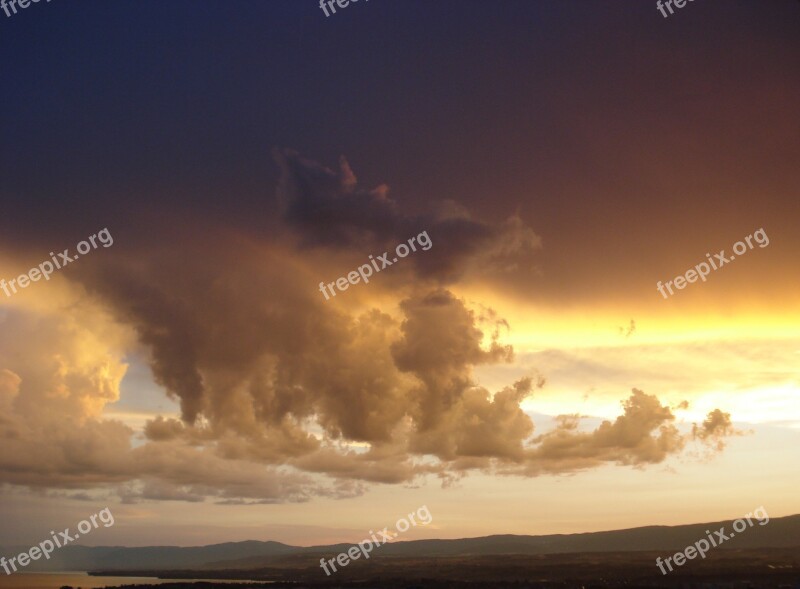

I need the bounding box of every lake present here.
[0,573,268,589]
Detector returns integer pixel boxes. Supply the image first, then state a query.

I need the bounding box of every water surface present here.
[0,572,267,589]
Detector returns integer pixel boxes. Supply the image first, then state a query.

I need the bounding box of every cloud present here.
[0,152,741,503]
[520,389,684,475]
[392,289,514,430]
[692,408,742,451]
[619,319,636,338]
[274,149,543,283]
[143,416,186,441]
[0,369,21,414]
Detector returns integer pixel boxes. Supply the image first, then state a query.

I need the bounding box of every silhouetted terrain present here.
[9,515,797,587]
[0,540,296,572]
[10,514,797,574]
[91,548,800,588]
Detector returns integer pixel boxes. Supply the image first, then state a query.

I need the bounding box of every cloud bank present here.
[0,152,738,503]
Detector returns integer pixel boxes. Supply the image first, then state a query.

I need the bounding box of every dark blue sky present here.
[1,0,798,289]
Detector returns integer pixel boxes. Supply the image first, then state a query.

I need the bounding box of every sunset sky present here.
[0,0,798,548]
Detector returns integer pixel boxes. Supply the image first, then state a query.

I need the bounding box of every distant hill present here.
[5,513,798,572]
[0,540,295,572]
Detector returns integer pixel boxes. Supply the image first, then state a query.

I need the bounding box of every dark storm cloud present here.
[274,149,542,282]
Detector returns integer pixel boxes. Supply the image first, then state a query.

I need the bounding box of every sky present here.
[0,0,798,548]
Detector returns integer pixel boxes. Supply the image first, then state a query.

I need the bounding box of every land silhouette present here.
[14,514,799,588]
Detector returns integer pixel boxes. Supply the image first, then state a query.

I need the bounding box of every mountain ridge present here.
[4,513,797,572]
